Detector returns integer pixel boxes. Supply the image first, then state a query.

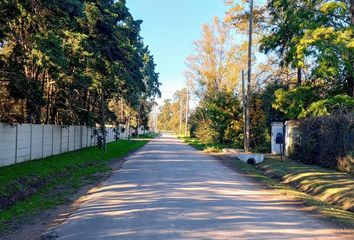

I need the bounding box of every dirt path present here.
[45,134,352,239]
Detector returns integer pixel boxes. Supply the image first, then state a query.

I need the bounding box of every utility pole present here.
[156,103,158,132]
[245,0,253,152]
[179,96,183,134]
[137,101,141,137]
[184,89,189,136]
[153,102,158,133]
[242,70,247,152]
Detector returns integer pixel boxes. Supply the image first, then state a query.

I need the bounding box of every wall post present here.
[42,124,44,158]
[15,124,18,164]
[30,123,33,160]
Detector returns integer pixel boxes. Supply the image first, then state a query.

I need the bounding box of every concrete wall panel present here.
[0,123,134,167]
[68,126,75,151]
[31,124,43,160]
[53,126,61,155]
[42,125,53,158]
[0,123,16,166]
[17,124,31,163]
[61,127,69,153]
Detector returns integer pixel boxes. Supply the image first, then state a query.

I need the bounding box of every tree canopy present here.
[0,0,160,135]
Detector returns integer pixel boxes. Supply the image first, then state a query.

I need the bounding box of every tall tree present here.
[260,0,354,95]
[0,0,160,149]
[185,17,245,99]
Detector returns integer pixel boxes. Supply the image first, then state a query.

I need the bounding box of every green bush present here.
[299,95,354,118]
[189,91,243,146]
[291,114,354,171]
[337,152,354,173]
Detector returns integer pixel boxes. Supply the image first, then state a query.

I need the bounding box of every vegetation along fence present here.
[0,123,133,167]
[288,114,354,172]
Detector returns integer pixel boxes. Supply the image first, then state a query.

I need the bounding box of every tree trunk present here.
[348,72,354,97]
[82,89,88,125]
[127,113,131,140]
[86,90,91,126]
[34,106,41,124]
[26,100,33,123]
[100,93,107,151]
[297,67,302,86]
[50,105,57,124]
[137,102,142,137]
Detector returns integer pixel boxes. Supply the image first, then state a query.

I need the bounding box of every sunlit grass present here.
[259,157,354,213]
[0,139,151,234]
[180,137,223,152]
[234,159,354,229]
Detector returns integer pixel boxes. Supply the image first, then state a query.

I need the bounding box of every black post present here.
[280,143,283,162]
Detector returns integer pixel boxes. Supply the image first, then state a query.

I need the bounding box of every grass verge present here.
[135,132,159,139]
[259,156,353,212]
[179,136,224,152]
[0,138,151,234]
[182,137,354,229]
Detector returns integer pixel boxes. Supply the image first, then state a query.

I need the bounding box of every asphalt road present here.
[51,133,351,239]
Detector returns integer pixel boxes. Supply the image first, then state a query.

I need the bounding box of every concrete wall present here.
[0,123,146,168]
[284,120,299,156]
[271,121,299,156]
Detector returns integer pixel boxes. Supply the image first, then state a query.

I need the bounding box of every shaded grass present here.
[259,157,354,212]
[182,137,354,229]
[0,139,150,233]
[233,159,354,229]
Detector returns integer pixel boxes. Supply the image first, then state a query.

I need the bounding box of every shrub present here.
[299,95,354,118]
[337,152,354,173]
[272,86,319,120]
[291,114,354,171]
[204,146,220,153]
[195,119,219,144]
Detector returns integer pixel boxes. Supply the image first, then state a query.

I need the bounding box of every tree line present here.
[159,0,354,154]
[0,0,161,147]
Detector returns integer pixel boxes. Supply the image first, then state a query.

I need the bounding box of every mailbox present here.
[275,132,284,144]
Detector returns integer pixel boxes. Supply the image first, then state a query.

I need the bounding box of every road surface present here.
[50,134,351,239]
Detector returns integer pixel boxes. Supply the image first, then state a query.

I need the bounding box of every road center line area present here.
[50,134,351,240]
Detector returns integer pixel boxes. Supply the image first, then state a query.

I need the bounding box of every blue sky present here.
[126,0,228,104]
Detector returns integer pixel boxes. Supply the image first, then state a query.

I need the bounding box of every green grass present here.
[182,137,354,229]
[179,136,224,151]
[135,132,159,139]
[233,159,354,229]
[258,156,354,212]
[0,139,150,233]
